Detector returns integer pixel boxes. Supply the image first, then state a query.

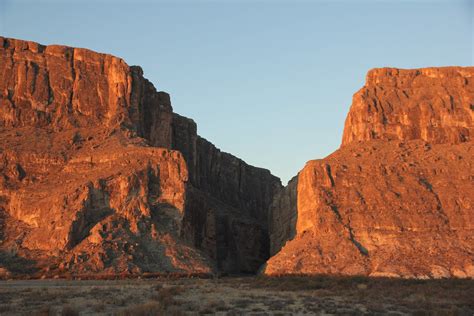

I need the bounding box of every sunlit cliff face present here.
[0,35,473,280]
[342,67,473,146]
[0,36,281,278]
[265,67,474,278]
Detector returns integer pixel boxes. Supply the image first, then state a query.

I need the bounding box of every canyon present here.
[0,36,472,279]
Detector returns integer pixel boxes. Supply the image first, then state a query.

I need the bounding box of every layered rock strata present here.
[342,67,473,145]
[265,67,474,278]
[172,114,281,272]
[0,36,280,277]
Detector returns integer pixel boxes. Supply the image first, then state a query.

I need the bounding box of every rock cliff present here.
[171,114,281,272]
[265,67,474,278]
[342,67,473,146]
[0,36,280,277]
[268,176,298,256]
[3,37,472,279]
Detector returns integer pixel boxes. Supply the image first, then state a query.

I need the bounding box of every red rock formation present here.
[265,140,474,278]
[342,67,473,146]
[0,128,213,275]
[0,37,173,147]
[265,67,474,278]
[0,36,280,277]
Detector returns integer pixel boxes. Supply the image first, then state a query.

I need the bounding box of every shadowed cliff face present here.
[171,114,282,273]
[0,36,280,277]
[265,67,474,278]
[268,176,298,256]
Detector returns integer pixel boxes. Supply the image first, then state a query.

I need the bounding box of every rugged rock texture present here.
[265,67,474,278]
[0,128,213,277]
[0,36,280,277]
[265,140,474,278]
[172,114,282,272]
[342,67,474,146]
[268,176,298,256]
[0,37,173,147]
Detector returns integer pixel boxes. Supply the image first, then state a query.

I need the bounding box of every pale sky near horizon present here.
[1,0,472,183]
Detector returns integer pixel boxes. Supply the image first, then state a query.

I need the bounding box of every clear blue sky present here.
[1,0,472,183]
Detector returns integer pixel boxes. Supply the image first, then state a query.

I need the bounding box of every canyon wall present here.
[342,67,473,146]
[0,36,280,277]
[0,37,173,147]
[268,176,298,256]
[265,67,474,278]
[171,114,281,272]
[3,36,472,279]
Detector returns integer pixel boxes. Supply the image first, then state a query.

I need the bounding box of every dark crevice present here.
[325,164,335,187]
[68,48,76,115]
[46,71,54,105]
[324,189,369,257]
[419,177,450,225]
[346,221,369,256]
[29,61,39,95]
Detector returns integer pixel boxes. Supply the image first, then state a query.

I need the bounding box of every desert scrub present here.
[119,301,162,316]
[151,285,184,306]
[61,305,80,316]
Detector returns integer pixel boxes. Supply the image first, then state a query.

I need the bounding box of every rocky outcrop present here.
[342,67,473,146]
[265,140,474,278]
[0,36,280,277]
[265,67,474,278]
[0,128,214,276]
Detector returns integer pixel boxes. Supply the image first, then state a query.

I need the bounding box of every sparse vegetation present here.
[61,305,80,316]
[119,301,162,316]
[34,305,52,316]
[0,276,471,315]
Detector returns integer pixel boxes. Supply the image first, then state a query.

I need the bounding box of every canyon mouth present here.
[0,36,472,283]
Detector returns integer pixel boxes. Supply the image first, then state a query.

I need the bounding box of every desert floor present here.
[0,276,473,315]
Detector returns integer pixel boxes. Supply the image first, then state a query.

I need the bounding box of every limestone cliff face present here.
[268,176,298,256]
[265,140,474,278]
[0,36,280,277]
[0,127,216,277]
[342,67,473,146]
[265,67,474,278]
[171,114,282,272]
[0,37,173,147]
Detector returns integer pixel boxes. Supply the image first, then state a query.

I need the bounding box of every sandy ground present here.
[0,276,473,315]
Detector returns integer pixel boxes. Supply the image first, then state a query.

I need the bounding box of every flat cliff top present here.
[342,66,474,146]
[365,67,474,86]
[0,36,127,66]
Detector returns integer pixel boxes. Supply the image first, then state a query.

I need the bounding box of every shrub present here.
[61,305,80,316]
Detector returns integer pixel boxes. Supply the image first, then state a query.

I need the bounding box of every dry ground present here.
[0,276,472,315]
